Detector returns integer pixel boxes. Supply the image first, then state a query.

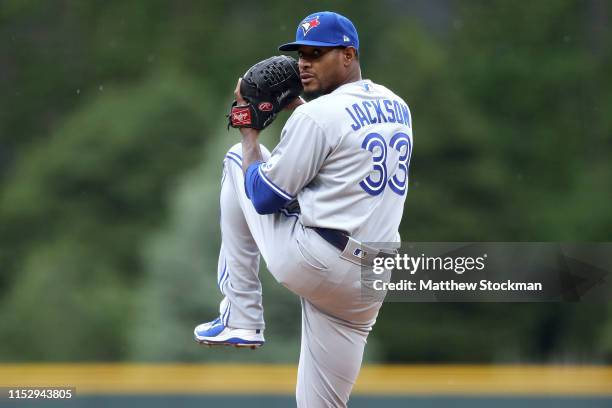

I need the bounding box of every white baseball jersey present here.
[259,79,413,243]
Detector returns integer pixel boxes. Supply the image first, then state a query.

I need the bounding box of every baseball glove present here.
[228,55,303,130]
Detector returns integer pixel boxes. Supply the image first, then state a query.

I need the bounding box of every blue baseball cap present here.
[278,11,359,52]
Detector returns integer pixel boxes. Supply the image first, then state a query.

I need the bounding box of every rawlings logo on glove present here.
[258,102,273,112]
[231,106,252,126]
[228,55,303,130]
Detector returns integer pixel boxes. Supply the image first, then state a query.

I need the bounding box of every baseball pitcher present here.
[194,11,413,407]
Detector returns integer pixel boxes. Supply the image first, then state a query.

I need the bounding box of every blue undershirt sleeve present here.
[244,161,291,214]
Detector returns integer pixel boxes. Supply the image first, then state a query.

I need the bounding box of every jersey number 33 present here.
[359,132,412,197]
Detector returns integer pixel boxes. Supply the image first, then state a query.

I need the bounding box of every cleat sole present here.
[194,338,263,349]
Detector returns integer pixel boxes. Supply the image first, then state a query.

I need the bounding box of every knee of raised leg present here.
[226,143,243,160]
[223,143,244,170]
[225,142,271,165]
[267,259,293,287]
[266,258,283,278]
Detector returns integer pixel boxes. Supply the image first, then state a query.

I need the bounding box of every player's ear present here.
[342,47,357,66]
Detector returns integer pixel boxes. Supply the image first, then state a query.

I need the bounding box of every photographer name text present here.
[373,279,542,292]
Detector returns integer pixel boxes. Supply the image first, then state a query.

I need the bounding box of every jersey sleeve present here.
[259,111,331,198]
[244,160,292,214]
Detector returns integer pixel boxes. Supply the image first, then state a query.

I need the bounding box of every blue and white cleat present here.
[194,317,264,349]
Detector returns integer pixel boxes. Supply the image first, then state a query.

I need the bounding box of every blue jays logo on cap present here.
[300,16,321,36]
[278,11,360,52]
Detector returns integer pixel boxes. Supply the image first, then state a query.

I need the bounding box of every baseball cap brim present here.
[278,40,345,51]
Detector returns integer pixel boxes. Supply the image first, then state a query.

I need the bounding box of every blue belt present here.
[312,227,349,252]
[312,227,396,266]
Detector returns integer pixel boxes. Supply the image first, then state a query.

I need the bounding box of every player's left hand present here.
[228,55,302,131]
[234,78,304,110]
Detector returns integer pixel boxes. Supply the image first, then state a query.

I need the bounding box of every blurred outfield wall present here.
[1,364,611,407]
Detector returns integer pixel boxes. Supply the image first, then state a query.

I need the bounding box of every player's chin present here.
[302,82,324,101]
[301,79,317,91]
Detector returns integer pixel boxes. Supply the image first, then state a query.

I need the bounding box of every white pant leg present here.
[221,143,326,301]
[219,143,383,407]
[215,144,272,329]
[217,143,322,327]
[291,228,383,408]
[296,298,373,408]
[217,175,263,328]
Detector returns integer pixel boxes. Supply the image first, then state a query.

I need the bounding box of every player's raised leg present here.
[193,144,272,347]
